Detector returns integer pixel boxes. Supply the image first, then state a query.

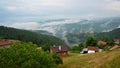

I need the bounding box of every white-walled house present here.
[80,46,102,54]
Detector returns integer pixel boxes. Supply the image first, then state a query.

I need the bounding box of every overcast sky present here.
[0,0,120,29]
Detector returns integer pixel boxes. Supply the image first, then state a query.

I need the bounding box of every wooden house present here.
[50,45,69,57]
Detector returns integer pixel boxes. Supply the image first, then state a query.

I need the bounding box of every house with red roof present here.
[98,40,107,46]
[87,46,99,53]
[114,39,120,45]
[50,45,69,57]
[0,40,11,48]
[81,46,102,54]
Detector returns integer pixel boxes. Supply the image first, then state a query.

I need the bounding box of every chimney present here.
[59,46,61,50]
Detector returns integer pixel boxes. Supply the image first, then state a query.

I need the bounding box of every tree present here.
[86,36,97,46]
[71,43,84,53]
[0,42,58,68]
[71,45,81,53]
[102,36,113,46]
[42,44,50,51]
[79,43,85,50]
[52,53,63,65]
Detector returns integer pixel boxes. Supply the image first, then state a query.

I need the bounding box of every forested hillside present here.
[0,26,65,47]
[66,28,120,44]
[95,28,120,39]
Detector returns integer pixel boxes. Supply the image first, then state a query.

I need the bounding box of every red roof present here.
[88,46,99,52]
[0,40,11,47]
[50,45,68,53]
[114,39,120,42]
[98,40,107,45]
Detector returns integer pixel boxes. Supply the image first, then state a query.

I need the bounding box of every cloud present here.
[113,0,120,1]
[0,0,120,23]
[6,6,17,11]
[105,1,120,12]
[41,19,80,26]
[9,22,40,30]
[3,0,68,12]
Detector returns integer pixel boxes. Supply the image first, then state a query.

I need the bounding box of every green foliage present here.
[42,44,50,51]
[52,53,63,65]
[102,36,113,46]
[79,43,85,50]
[71,43,84,53]
[66,28,120,45]
[0,42,58,68]
[86,36,97,46]
[0,26,65,50]
[97,45,104,49]
[71,46,81,53]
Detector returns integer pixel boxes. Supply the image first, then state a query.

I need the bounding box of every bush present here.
[71,44,84,53]
[86,36,97,46]
[0,42,57,68]
[52,53,63,65]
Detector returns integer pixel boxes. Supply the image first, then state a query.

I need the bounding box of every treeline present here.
[66,28,120,44]
[0,26,65,47]
[95,28,120,39]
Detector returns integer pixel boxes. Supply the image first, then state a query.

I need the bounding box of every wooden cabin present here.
[50,45,69,57]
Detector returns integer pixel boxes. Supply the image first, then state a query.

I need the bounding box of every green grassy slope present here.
[59,48,120,68]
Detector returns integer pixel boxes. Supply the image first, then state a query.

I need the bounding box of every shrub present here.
[0,42,57,68]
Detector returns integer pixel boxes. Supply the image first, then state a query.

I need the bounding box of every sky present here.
[0,0,120,30]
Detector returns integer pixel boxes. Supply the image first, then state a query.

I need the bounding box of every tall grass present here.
[109,56,120,68]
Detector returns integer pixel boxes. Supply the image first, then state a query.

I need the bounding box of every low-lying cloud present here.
[10,22,40,30]
[41,19,80,27]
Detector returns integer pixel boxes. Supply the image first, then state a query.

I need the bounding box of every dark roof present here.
[50,45,68,52]
[88,46,99,52]
[0,40,11,47]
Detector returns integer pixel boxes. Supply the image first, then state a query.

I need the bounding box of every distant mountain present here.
[0,26,65,47]
[95,28,120,39]
[37,17,120,45]
[39,17,120,35]
[66,28,120,45]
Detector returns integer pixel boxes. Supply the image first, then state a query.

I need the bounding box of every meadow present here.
[59,48,120,68]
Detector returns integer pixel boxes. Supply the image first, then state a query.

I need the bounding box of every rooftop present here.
[50,45,68,53]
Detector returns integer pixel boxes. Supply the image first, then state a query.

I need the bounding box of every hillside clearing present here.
[59,48,120,68]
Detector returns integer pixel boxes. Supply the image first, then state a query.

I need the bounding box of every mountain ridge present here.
[0,26,65,47]
[35,17,120,46]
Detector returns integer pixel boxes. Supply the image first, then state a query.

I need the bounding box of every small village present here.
[50,39,120,57]
[1,38,120,57]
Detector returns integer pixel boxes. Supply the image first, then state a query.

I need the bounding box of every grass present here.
[59,48,120,68]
